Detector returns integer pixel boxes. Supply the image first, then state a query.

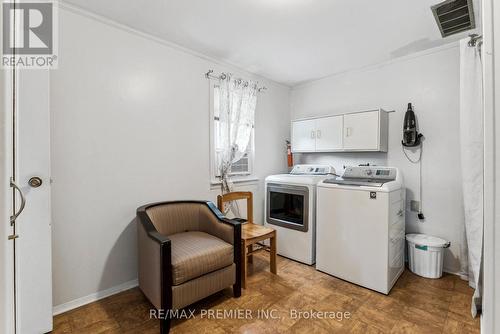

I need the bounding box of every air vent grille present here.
[431,0,475,37]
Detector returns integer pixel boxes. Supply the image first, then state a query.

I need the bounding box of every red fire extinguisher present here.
[286,140,293,168]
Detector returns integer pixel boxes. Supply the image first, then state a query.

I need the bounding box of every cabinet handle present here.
[316,130,321,139]
[311,131,315,139]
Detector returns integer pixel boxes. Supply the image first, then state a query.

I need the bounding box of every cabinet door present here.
[315,115,343,151]
[291,119,316,152]
[343,111,379,150]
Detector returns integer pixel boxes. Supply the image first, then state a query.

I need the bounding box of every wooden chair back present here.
[217,191,253,225]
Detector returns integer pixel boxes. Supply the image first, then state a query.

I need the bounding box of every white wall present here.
[50,7,290,307]
[290,45,464,273]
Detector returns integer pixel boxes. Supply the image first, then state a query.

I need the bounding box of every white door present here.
[343,111,379,150]
[315,115,343,151]
[291,119,316,152]
[14,70,52,334]
[2,3,52,332]
[1,59,16,334]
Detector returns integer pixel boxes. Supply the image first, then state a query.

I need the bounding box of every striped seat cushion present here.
[169,231,234,285]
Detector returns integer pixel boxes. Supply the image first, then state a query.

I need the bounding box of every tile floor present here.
[53,253,480,333]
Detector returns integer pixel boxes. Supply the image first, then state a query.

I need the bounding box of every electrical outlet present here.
[410,200,420,212]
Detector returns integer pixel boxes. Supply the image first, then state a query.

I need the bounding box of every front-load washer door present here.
[266,183,309,232]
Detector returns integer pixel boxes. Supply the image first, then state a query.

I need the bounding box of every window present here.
[210,84,255,183]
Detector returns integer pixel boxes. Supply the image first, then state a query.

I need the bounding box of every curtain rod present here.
[205,70,267,92]
[468,33,483,47]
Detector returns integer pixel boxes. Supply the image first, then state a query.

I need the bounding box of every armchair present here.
[137,201,241,334]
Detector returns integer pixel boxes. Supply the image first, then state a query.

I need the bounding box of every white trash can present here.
[406,234,450,279]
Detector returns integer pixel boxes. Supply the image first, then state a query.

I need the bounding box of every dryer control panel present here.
[290,164,335,175]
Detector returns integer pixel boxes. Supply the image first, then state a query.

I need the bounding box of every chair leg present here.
[233,240,242,297]
[160,316,171,334]
[242,241,248,289]
[248,244,253,264]
[233,280,241,298]
[270,234,277,274]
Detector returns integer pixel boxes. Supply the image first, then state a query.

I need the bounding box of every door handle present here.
[316,130,321,139]
[10,177,26,225]
[310,130,315,139]
[28,176,43,188]
[346,127,351,137]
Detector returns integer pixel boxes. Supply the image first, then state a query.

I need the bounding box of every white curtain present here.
[459,38,484,317]
[217,74,257,197]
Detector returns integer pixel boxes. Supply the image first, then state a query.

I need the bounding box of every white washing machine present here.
[316,166,405,294]
[264,165,335,265]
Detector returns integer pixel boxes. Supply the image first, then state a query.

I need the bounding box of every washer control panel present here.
[342,166,396,180]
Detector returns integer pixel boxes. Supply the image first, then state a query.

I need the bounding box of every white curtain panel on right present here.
[459,38,484,318]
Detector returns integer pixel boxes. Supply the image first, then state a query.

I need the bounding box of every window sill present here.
[210,177,260,189]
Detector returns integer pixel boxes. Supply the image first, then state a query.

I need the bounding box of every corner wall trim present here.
[291,41,461,90]
[52,279,139,316]
[58,3,287,89]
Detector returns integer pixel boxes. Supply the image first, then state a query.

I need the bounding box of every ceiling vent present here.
[431,0,475,37]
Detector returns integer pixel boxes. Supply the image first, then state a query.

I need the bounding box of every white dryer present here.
[316,166,405,294]
[264,165,335,265]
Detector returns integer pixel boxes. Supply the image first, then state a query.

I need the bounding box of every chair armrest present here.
[137,206,170,244]
[137,208,172,311]
[148,230,169,244]
[206,201,239,224]
[200,202,241,245]
[221,217,243,227]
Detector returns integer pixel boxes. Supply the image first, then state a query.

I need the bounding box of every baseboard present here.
[443,268,470,280]
[52,279,139,316]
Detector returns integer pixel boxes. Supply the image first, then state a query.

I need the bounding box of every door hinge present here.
[8,234,19,240]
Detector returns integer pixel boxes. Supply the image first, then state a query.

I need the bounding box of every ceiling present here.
[62,0,480,86]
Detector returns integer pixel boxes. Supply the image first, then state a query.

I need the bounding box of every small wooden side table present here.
[241,223,277,289]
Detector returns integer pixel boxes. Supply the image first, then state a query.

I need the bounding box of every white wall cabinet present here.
[315,116,344,151]
[291,109,388,153]
[291,115,343,152]
[291,119,316,152]
[344,110,387,151]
